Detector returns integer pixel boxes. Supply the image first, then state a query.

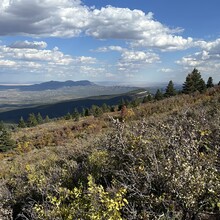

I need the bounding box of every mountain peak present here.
[30,80,96,91]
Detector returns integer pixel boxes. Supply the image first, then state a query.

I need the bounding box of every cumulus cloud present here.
[75,56,97,64]
[160,68,173,73]
[120,50,160,64]
[176,38,220,75]
[0,59,17,67]
[94,46,124,53]
[0,1,194,51]
[195,38,220,54]
[0,0,87,37]
[118,50,160,72]
[0,45,73,64]
[132,35,194,51]
[9,40,47,49]
[0,42,103,78]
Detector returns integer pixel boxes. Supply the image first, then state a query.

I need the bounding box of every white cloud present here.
[0,45,73,65]
[0,0,87,37]
[0,42,103,79]
[95,46,124,53]
[160,68,173,73]
[120,50,160,64]
[79,66,105,78]
[195,38,220,52]
[132,35,194,51]
[176,38,220,75]
[9,40,47,49]
[75,56,97,64]
[0,1,194,51]
[117,50,160,72]
[87,6,194,51]
[0,59,17,67]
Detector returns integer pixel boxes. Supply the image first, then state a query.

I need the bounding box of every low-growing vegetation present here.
[0,69,220,219]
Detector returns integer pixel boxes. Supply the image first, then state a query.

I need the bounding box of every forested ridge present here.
[0,69,220,219]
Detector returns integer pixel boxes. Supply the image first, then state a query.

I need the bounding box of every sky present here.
[0,0,220,84]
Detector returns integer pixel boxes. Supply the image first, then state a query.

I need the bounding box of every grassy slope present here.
[1,87,219,173]
[0,86,220,219]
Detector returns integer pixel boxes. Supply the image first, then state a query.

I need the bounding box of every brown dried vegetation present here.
[0,87,220,219]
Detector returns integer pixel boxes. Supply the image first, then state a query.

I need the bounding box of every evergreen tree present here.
[154,89,163,100]
[143,94,152,103]
[182,68,206,94]
[147,94,153,101]
[164,80,176,97]
[44,115,50,123]
[72,108,80,121]
[118,98,126,111]
[36,113,43,124]
[0,121,15,152]
[110,106,116,112]
[125,99,130,107]
[27,113,38,127]
[198,78,207,93]
[142,96,148,103]
[206,77,214,88]
[84,108,90,117]
[92,106,103,117]
[131,98,140,107]
[101,103,109,113]
[81,108,86,117]
[182,73,194,94]
[18,116,26,128]
[65,112,72,120]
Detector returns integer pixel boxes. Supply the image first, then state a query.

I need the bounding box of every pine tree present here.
[101,103,109,113]
[93,106,103,117]
[81,108,86,117]
[164,80,176,97]
[110,106,115,112]
[72,108,80,121]
[65,112,72,120]
[118,98,126,111]
[154,89,163,100]
[84,108,90,116]
[206,77,214,88]
[147,94,153,101]
[27,113,38,127]
[182,73,194,94]
[131,98,140,107]
[0,121,15,152]
[18,116,26,128]
[183,68,206,94]
[36,113,43,124]
[44,115,50,123]
[142,96,148,103]
[143,94,153,103]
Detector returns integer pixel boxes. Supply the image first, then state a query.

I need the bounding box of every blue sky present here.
[0,0,220,84]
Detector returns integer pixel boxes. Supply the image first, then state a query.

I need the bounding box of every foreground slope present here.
[0,87,220,219]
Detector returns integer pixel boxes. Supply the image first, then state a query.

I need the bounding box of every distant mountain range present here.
[0,80,96,91]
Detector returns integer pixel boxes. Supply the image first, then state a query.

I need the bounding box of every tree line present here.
[153,68,215,101]
[15,68,220,128]
[1,68,219,152]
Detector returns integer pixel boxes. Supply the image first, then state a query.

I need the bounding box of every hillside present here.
[0,80,95,91]
[0,87,220,219]
[0,89,147,123]
[0,81,139,117]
